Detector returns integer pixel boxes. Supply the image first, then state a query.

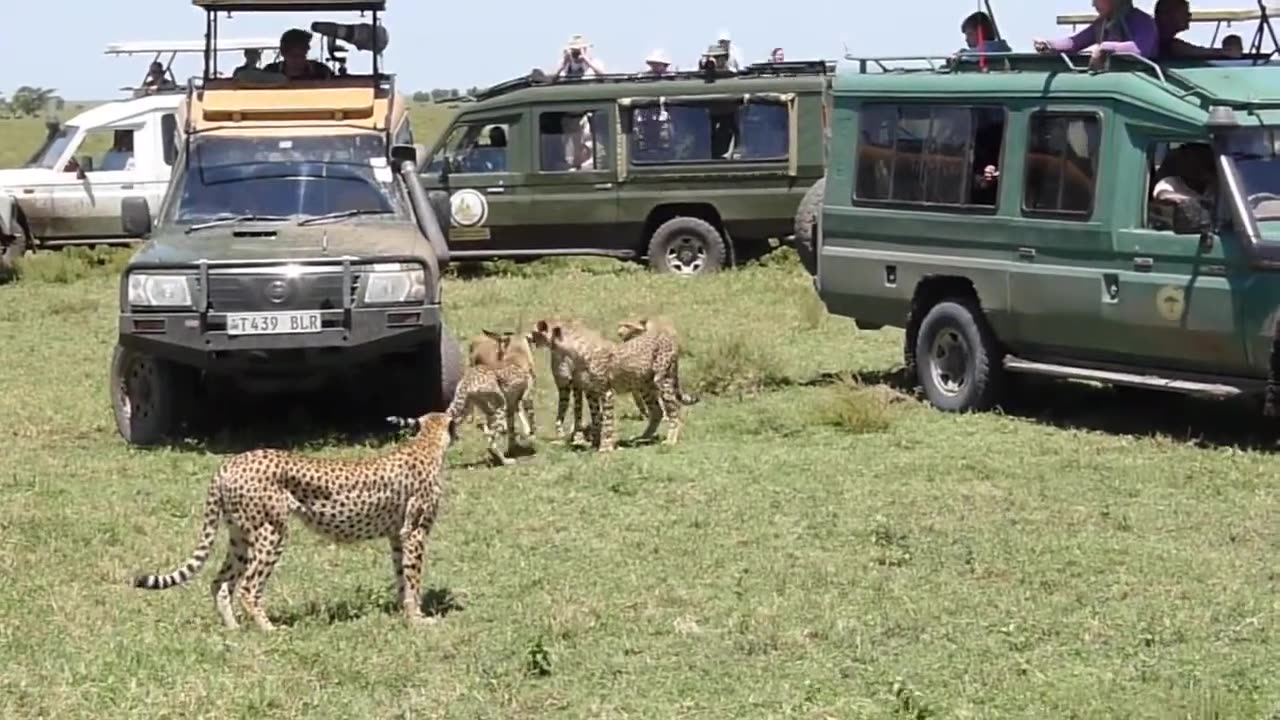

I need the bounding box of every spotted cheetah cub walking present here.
[447,328,536,465]
[550,316,690,452]
[132,412,456,632]
[615,315,700,408]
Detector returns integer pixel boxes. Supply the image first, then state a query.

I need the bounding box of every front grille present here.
[204,272,360,313]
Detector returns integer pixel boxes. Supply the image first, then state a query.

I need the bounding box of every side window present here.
[64,127,137,174]
[1022,113,1102,219]
[854,103,1005,209]
[394,118,413,147]
[627,99,789,165]
[539,110,609,172]
[1146,140,1217,232]
[430,119,511,174]
[161,114,178,167]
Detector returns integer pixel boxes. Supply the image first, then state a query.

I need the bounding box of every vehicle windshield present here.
[26,125,77,169]
[167,133,402,225]
[1223,128,1280,222]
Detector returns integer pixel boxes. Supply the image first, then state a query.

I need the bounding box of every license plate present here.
[226,311,323,336]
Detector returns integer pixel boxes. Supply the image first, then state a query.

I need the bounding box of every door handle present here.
[1017,247,1036,260]
[21,188,33,194]
[484,187,505,194]
[594,182,614,190]
[121,184,134,190]
[1133,257,1154,272]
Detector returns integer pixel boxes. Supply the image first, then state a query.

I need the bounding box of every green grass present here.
[4,254,1280,718]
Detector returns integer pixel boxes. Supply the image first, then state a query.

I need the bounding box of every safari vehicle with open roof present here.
[810,3,1280,416]
[0,36,278,269]
[110,0,461,446]
[420,60,830,276]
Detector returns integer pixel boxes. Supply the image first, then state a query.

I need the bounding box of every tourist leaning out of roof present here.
[958,11,1012,56]
[261,28,333,80]
[714,30,744,71]
[1033,0,1158,70]
[643,49,675,76]
[556,35,606,79]
[1154,0,1242,58]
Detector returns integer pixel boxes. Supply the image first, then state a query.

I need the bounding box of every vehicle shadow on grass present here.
[269,585,466,628]
[165,392,415,455]
[994,376,1280,452]
[786,365,1280,452]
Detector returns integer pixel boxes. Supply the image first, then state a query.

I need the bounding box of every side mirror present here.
[439,154,451,184]
[390,143,418,168]
[121,196,152,238]
[76,155,93,180]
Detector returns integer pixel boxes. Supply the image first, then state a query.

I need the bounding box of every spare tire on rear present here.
[793,176,825,276]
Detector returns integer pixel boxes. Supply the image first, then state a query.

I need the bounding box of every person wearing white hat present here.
[644,49,675,75]
[716,29,744,71]
[556,34,607,79]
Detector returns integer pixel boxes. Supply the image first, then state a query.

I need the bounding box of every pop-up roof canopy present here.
[105,38,278,55]
[1057,2,1280,58]
[192,0,385,10]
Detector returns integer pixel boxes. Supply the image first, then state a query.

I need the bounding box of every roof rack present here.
[469,60,834,102]
[192,0,385,10]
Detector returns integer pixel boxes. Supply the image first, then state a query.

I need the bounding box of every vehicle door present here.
[46,122,148,239]
[1105,139,1249,375]
[519,101,620,253]
[1007,108,1113,357]
[420,110,530,256]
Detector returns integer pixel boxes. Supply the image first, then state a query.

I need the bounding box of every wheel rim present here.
[664,235,707,275]
[929,328,971,397]
[119,355,158,426]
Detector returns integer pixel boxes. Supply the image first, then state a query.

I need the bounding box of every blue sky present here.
[3,0,1265,100]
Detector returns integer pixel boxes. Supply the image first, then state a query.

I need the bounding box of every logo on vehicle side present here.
[1156,285,1185,322]
[264,279,291,304]
[449,189,489,228]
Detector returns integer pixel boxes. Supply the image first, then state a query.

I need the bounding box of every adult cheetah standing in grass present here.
[446,328,537,465]
[132,412,456,631]
[550,316,690,452]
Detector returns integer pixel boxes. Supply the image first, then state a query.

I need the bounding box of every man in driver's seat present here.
[262,28,333,80]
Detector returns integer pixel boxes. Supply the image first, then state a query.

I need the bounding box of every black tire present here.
[646,216,726,276]
[392,325,464,416]
[0,230,29,277]
[793,176,825,276]
[913,298,1005,413]
[110,344,193,446]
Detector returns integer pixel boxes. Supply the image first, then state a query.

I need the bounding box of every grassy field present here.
[3,249,1280,718]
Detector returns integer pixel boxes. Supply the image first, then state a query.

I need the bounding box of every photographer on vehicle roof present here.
[262,28,333,80]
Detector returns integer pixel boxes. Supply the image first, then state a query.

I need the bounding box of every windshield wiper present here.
[184,214,291,234]
[296,209,394,226]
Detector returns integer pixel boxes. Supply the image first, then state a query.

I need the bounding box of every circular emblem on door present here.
[264,278,291,304]
[1155,285,1185,322]
[449,188,489,228]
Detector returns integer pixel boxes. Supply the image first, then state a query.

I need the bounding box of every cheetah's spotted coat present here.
[446,329,537,465]
[132,412,455,631]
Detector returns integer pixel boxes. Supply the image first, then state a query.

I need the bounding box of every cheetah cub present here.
[447,328,537,465]
[615,315,700,407]
[133,412,456,632]
[550,316,689,452]
[529,316,594,442]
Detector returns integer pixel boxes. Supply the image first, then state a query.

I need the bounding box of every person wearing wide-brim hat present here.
[698,43,730,73]
[556,33,606,78]
[644,48,675,75]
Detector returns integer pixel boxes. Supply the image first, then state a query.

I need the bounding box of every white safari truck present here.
[0,38,277,268]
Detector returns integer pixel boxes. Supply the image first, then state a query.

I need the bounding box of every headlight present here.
[362,265,427,304]
[127,273,193,308]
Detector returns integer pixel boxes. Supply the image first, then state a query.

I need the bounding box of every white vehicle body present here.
[0,93,182,244]
[0,37,279,248]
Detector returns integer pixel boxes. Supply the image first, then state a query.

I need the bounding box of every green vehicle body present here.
[419,62,830,274]
[813,53,1280,411]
